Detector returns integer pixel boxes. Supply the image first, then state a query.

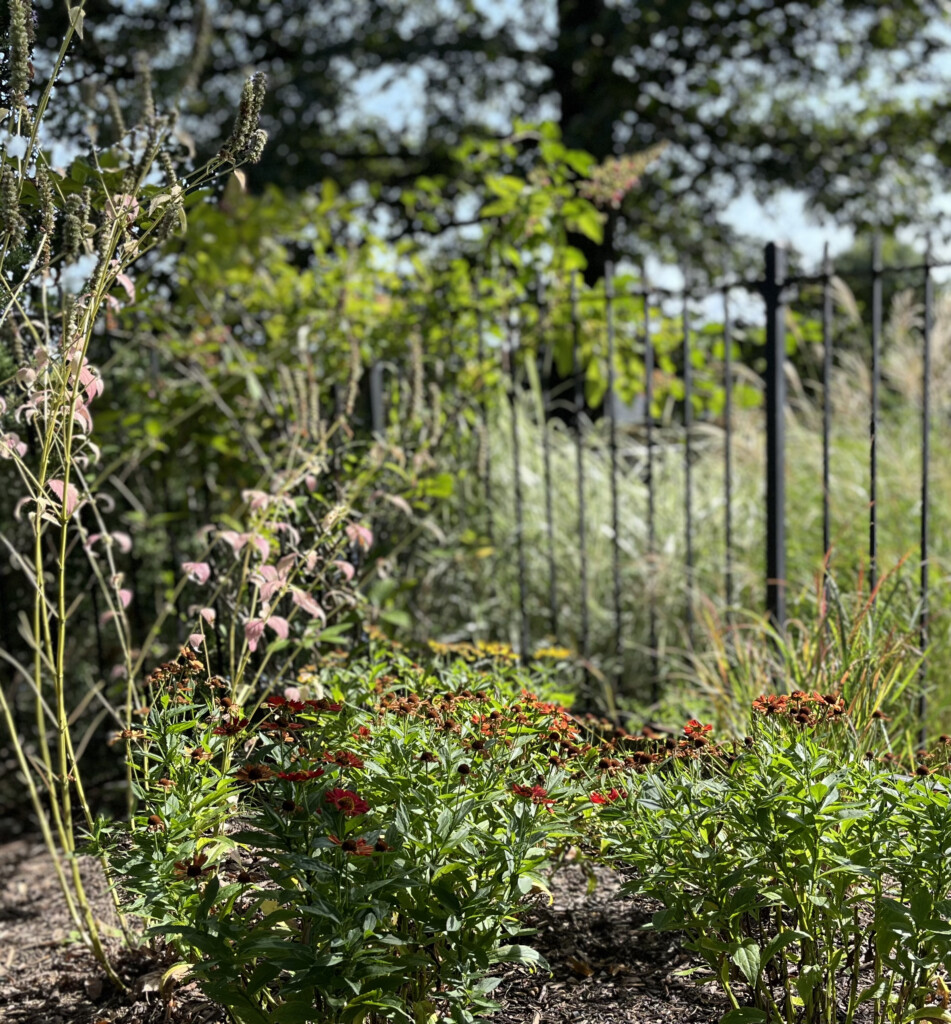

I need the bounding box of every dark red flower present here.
[259,720,305,731]
[512,784,555,806]
[329,835,374,856]
[325,788,369,816]
[277,769,325,781]
[306,699,343,712]
[213,716,250,735]
[323,750,364,769]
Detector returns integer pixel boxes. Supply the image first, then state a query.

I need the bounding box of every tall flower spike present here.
[8,0,33,109]
[218,72,267,163]
[0,164,25,248]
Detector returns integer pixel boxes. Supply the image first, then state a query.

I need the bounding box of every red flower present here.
[306,699,343,712]
[512,783,555,806]
[751,694,788,716]
[259,720,305,731]
[329,834,375,856]
[212,716,249,736]
[277,769,325,781]
[323,750,364,769]
[683,719,713,740]
[590,788,623,805]
[352,726,372,741]
[325,788,369,816]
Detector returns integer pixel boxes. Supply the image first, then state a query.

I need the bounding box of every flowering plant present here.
[587,697,951,1024]
[92,651,588,1023]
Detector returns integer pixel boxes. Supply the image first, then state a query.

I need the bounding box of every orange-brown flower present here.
[234,762,274,784]
[751,694,788,716]
[329,835,374,856]
[173,852,215,880]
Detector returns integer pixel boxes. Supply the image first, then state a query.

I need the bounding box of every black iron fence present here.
[356,238,949,709]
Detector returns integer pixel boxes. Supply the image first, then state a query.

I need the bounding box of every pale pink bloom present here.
[244,620,266,652]
[276,553,297,575]
[73,403,94,433]
[304,551,319,572]
[248,534,270,559]
[187,633,204,650]
[100,610,115,625]
[304,475,317,493]
[113,531,133,553]
[268,616,290,641]
[242,489,271,511]
[251,565,286,602]
[333,560,356,582]
[110,664,127,680]
[291,588,325,621]
[77,364,103,403]
[0,433,27,459]
[219,530,247,554]
[200,607,216,626]
[283,686,301,701]
[14,368,34,387]
[182,561,212,585]
[118,588,133,608]
[346,523,373,551]
[48,479,81,516]
[274,521,301,546]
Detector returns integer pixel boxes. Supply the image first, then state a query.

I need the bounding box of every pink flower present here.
[182,561,211,585]
[200,607,216,626]
[332,560,355,582]
[48,479,81,516]
[346,523,373,552]
[188,633,204,650]
[268,616,289,641]
[244,620,266,652]
[291,588,325,621]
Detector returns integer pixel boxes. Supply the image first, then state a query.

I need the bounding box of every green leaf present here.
[720,1010,768,1024]
[488,944,549,969]
[730,940,762,986]
[901,1011,951,1022]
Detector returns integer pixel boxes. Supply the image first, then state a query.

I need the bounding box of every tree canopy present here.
[36,0,951,259]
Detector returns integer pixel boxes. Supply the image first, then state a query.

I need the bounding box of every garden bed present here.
[0,838,725,1024]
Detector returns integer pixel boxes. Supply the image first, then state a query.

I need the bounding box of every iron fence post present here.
[764,242,787,627]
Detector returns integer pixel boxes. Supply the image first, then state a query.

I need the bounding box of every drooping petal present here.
[182,561,212,585]
[291,588,325,621]
[267,616,289,640]
[332,560,356,582]
[48,479,81,516]
[244,620,266,652]
[188,633,204,650]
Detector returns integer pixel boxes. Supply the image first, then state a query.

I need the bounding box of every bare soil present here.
[0,837,726,1024]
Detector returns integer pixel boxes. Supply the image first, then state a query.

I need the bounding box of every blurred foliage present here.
[31,0,951,266]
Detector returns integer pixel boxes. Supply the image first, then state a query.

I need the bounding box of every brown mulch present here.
[0,838,727,1024]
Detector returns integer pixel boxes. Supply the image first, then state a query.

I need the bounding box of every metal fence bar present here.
[682,271,694,646]
[919,242,933,732]
[764,242,787,627]
[474,294,494,551]
[723,288,734,611]
[605,262,623,675]
[822,244,833,580]
[571,275,591,661]
[537,274,559,639]
[644,287,659,696]
[505,307,531,660]
[869,234,883,596]
[368,362,385,435]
